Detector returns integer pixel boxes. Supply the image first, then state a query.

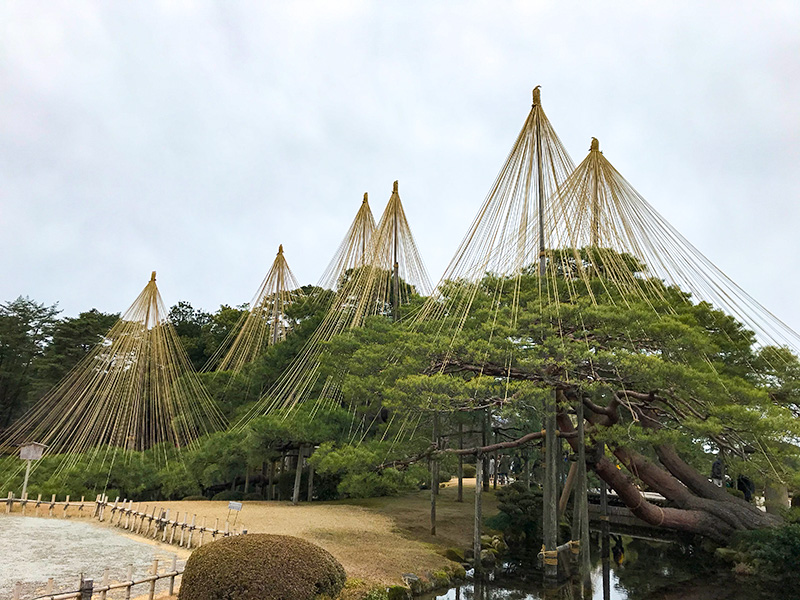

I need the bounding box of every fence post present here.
[6,491,13,514]
[79,495,86,515]
[49,494,56,517]
[198,516,206,546]
[12,582,21,600]
[35,493,42,517]
[63,495,70,518]
[45,578,54,594]
[169,555,177,596]
[187,514,197,548]
[123,565,133,600]
[148,559,158,600]
[99,568,109,600]
[79,577,94,600]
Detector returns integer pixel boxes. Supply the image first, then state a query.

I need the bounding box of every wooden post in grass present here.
[292,446,305,505]
[430,411,438,535]
[457,422,464,502]
[473,452,483,573]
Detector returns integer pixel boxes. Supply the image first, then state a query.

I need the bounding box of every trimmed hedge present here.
[178,533,346,600]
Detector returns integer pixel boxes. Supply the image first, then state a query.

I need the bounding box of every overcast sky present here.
[2,1,799,332]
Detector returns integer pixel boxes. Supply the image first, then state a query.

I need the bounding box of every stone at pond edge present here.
[387,585,412,600]
[480,549,497,567]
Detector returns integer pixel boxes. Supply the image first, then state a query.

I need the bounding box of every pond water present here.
[0,515,184,599]
[419,536,777,600]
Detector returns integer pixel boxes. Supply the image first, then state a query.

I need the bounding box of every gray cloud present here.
[1,1,799,333]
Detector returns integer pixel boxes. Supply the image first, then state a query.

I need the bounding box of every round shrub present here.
[462,463,477,478]
[179,534,346,600]
[182,495,208,501]
[242,492,264,501]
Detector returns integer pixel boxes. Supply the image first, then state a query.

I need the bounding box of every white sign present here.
[228,501,243,511]
[20,442,47,461]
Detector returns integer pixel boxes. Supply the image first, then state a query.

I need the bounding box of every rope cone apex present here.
[590,137,600,152]
[393,180,399,193]
[532,85,541,106]
[363,192,368,204]
[150,271,156,282]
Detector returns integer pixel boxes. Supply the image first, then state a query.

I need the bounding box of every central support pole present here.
[392,181,400,322]
[272,245,283,345]
[533,87,546,279]
[591,138,601,247]
[543,388,559,582]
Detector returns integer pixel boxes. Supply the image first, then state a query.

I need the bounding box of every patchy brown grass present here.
[141,478,497,587]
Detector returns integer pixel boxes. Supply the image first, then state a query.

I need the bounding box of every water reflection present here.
[420,536,768,600]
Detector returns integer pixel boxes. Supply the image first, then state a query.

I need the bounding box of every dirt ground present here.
[121,477,497,588]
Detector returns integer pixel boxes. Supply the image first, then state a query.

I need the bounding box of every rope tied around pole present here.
[538,544,559,566]
[568,539,581,555]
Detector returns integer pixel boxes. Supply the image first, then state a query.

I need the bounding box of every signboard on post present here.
[19,442,48,499]
[20,442,47,461]
[228,501,243,512]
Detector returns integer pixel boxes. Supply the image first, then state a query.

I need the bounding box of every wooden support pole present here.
[600,463,611,599]
[473,453,483,573]
[292,446,305,505]
[574,398,591,591]
[482,409,490,491]
[277,451,286,500]
[307,461,315,502]
[457,422,464,503]
[543,389,558,582]
[558,462,578,516]
[430,412,438,535]
[269,459,276,501]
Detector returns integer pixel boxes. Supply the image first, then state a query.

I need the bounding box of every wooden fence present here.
[11,557,181,600]
[3,492,248,600]
[3,493,246,550]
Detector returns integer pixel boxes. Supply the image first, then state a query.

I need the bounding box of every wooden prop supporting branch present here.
[542,389,559,581]
[571,398,591,591]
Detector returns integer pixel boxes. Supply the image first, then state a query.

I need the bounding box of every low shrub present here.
[462,463,477,478]
[211,490,244,501]
[242,492,264,501]
[182,495,208,501]
[179,534,346,600]
[730,523,800,588]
